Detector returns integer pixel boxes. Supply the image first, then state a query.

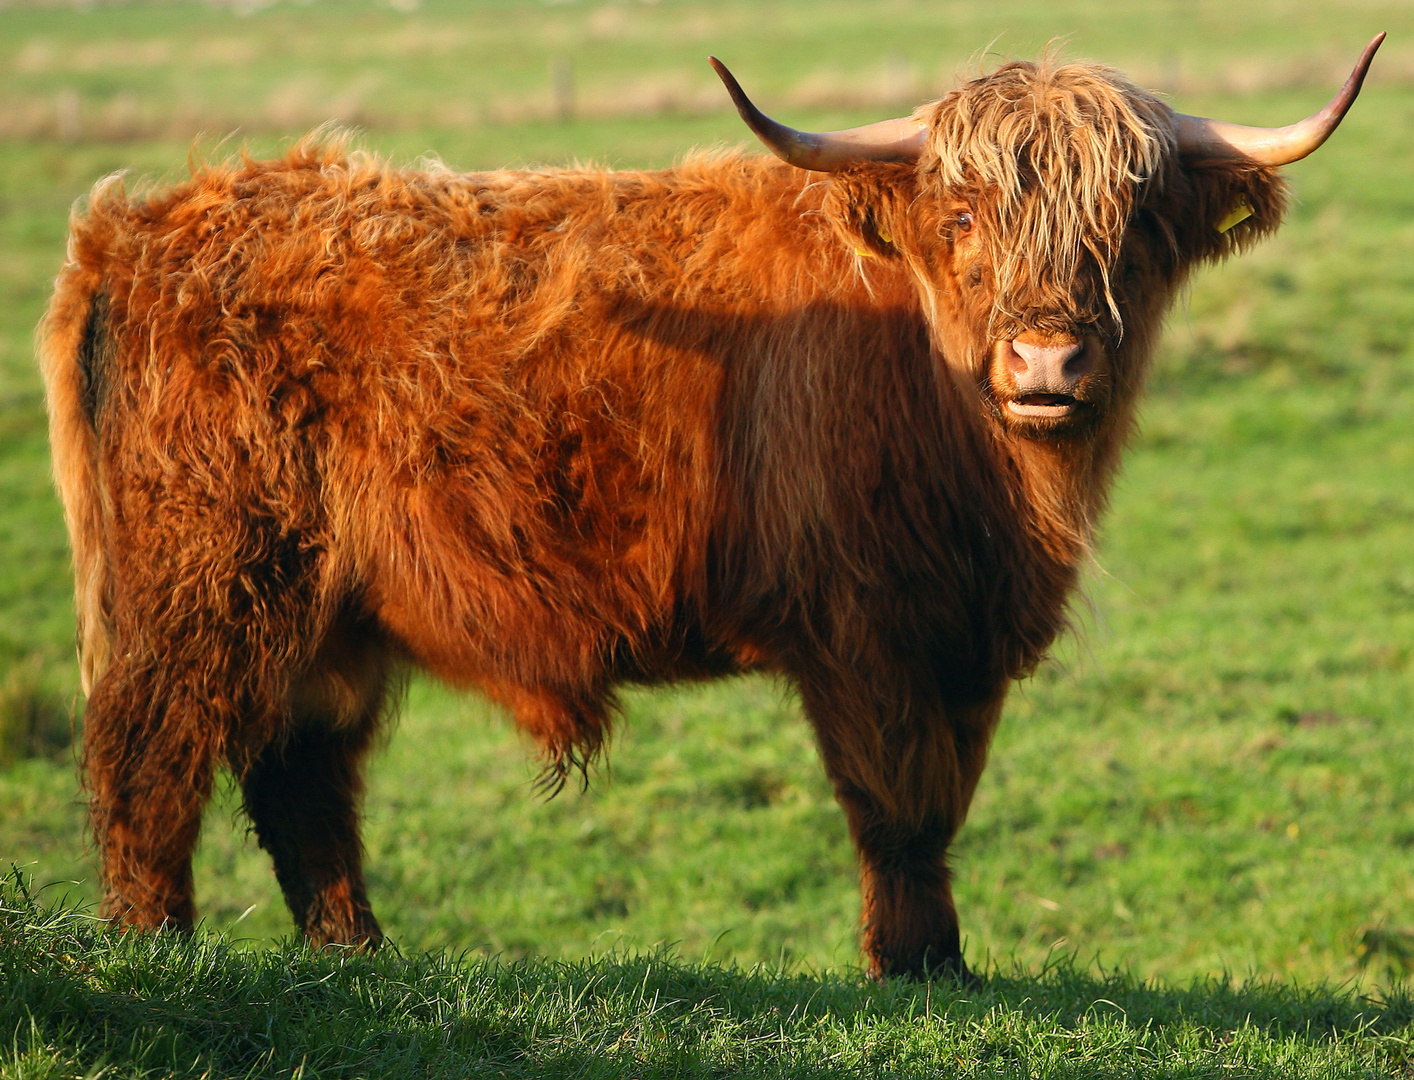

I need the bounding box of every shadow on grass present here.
[4,869,1411,1079]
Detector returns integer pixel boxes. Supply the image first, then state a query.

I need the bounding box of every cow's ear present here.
[1162,159,1289,266]
[824,163,916,260]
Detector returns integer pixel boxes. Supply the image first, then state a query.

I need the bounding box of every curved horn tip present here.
[1175,33,1387,166]
[1345,31,1386,94]
[707,56,749,114]
[707,55,810,166]
[1312,31,1386,136]
[709,56,927,171]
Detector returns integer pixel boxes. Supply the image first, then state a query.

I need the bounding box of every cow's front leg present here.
[803,681,1003,981]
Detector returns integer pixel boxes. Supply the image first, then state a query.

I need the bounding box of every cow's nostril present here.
[1004,341,1029,375]
[1063,343,1094,380]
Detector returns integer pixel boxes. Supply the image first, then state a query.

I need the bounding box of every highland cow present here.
[39,38,1381,979]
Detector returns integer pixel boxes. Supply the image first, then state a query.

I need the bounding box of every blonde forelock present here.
[918,57,1176,329]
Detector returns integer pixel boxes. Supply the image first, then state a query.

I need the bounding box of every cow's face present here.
[881,61,1185,440]
[907,182,1126,440]
[712,39,1378,440]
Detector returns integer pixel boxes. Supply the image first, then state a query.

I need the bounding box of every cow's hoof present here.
[932,955,982,989]
[303,908,384,953]
[874,950,980,987]
[101,897,196,936]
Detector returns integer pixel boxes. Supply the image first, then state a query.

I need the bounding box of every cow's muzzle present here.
[997,336,1096,420]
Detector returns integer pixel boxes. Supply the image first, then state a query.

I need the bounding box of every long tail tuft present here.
[38,215,118,697]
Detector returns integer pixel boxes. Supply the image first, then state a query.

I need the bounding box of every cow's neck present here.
[678,157,1105,672]
[994,430,1111,569]
[746,161,1111,567]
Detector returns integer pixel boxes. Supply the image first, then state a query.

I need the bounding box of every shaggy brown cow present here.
[40,38,1381,979]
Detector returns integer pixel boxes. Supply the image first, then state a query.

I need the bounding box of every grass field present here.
[6,0,1414,1075]
[10,871,1414,1080]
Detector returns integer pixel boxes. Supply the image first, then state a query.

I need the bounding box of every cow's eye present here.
[956,211,975,233]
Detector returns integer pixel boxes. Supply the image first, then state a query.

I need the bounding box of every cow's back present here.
[55,142,850,697]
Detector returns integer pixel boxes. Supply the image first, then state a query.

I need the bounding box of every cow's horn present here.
[709,57,926,171]
[1173,33,1384,165]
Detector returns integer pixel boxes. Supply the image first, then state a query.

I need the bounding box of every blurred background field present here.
[2,0,1414,989]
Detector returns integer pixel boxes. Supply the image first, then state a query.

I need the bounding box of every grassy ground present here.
[5,0,1414,1074]
[7,872,1414,1079]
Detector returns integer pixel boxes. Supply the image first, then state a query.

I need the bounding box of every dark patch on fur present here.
[77,290,113,427]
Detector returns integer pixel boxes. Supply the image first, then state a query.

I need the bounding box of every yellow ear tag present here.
[1216,196,1253,234]
[855,229,891,257]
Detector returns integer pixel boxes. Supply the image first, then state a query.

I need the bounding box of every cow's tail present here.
[38,231,116,698]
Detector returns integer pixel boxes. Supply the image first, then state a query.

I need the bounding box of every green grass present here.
[0,0,1410,140]
[6,0,1414,1074]
[7,872,1414,1079]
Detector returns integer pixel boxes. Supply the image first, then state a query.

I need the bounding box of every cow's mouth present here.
[1005,393,1079,419]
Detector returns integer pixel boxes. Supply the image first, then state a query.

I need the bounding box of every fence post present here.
[551,55,574,123]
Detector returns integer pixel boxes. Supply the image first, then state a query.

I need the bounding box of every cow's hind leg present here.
[802,678,1003,982]
[240,625,396,948]
[85,658,222,932]
[241,726,381,948]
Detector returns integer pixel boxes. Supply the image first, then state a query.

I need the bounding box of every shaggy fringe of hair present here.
[918,57,1174,331]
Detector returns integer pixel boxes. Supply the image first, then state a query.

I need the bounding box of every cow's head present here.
[712,37,1381,440]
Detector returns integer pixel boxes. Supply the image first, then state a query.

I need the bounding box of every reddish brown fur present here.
[40,57,1288,979]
